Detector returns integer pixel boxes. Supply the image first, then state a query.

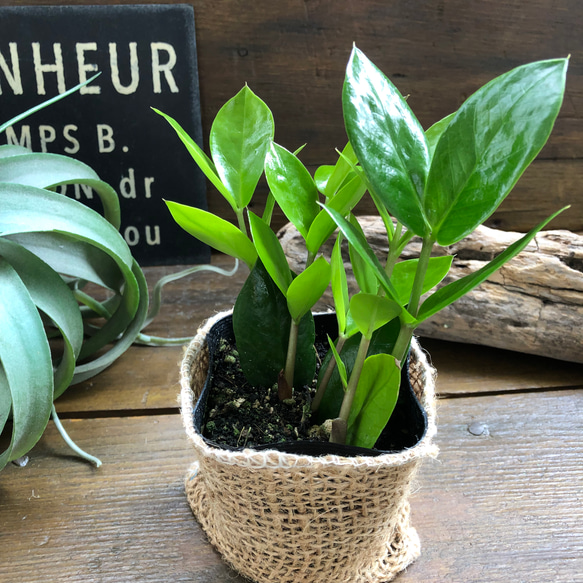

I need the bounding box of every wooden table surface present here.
[1,255,582,583]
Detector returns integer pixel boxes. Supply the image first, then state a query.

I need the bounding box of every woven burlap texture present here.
[181,311,438,583]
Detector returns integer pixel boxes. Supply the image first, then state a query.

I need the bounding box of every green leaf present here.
[425,112,455,160]
[327,335,348,389]
[417,207,568,321]
[265,142,320,239]
[305,173,367,255]
[165,200,257,268]
[425,58,568,245]
[349,293,401,340]
[0,238,83,398]
[210,85,274,209]
[330,235,349,335]
[318,142,359,199]
[286,256,331,322]
[153,108,237,212]
[0,152,121,228]
[0,260,53,469]
[343,46,430,237]
[348,214,379,295]
[346,353,400,448]
[248,210,292,295]
[232,261,316,388]
[392,255,454,305]
[320,205,403,305]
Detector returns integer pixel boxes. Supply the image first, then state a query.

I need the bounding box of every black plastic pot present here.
[192,312,428,457]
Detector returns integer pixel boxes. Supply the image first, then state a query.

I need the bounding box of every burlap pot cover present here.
[180,311,438,583]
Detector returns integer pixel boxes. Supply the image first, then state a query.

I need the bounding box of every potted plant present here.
[158,47,568,582]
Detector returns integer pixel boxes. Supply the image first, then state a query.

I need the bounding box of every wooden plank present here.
[3,389,582,582]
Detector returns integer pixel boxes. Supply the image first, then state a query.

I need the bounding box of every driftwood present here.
[279,217,583,364]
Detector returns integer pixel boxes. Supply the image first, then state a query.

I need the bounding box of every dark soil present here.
[202,337,329,448]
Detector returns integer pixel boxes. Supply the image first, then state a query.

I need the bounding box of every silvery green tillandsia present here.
[160,47,568,449]
[0,81,237,472]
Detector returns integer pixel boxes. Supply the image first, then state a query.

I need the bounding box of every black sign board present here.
[0,4,209,265]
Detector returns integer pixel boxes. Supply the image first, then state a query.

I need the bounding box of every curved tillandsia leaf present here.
[286,256,331,322]
[152,108,237,212]
[349,293,401,340]
[0,260,53,470]
[210,85,275,209]
[417,207,568,322]
[343,46,430,237]
[0,73,100,134]
[0,239,83,398]
[425,58,568,246]
[0,153,121,228]
[346,353,400,448]
[0,184,139,359]
[306,173,367,255]
[51,405,101,467]
[72,259,149,384]
[165,201,257,268]
[265,142,320,240]
[248,211,292,296]
[0,144,31,158]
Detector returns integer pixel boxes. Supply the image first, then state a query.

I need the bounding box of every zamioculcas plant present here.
[0,83,235,472]
[160,47,568,449]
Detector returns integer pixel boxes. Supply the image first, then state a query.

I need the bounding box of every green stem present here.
[51,405,102,467]
[392,320,415,366]
[236,208,248,236]
[284,319,300,389]
[384,221,403,280]
[408,236,435,317]
[311,334,346,411]
[336,334,371,429]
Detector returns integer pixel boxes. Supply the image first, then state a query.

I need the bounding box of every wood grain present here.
[3,390,582,582]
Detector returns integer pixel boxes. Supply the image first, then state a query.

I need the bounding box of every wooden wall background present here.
[8,0,583,235]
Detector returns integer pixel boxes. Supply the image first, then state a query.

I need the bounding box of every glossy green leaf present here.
[232,261,316,388]
[330,235,349,335]
[346,353,400,448]
[306,173,367,254]
[348,214,379,295]
[392,255,454,305]
[265,142,320,239]
[153,108,237,212]
[166,200,257,268]
[425,58,568,245]
[317,142,359,199]
[248,211,292,295]
[286,256,331,322]
[210,85,274,209]
[320,205,403,306]
[327,335,348,389]
[425,113,455,160]
[417,207,568,322]
[0,260,53,469]
[343,46,430,237]
[349,293,401,340]
[314,165,334,195]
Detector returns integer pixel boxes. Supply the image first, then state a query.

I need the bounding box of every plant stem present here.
[311,334,346,411]
[407,235,435,317]
[51,405,102,467]
[284,318,299,390]
[392,321,415,366]
[236,208,248,236]
[334,333,370,434]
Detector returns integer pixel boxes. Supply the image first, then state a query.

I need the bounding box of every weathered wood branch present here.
[279,217,583,363]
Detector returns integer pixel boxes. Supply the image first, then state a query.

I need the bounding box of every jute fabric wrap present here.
[181,311,438,583]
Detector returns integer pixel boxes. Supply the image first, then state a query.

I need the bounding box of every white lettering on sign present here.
[97,124,115,153]
[123,225,161,247]
[0,43,22,95]
[0,42,179,95]
[32,42,66,95]
[63,124,80,154]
